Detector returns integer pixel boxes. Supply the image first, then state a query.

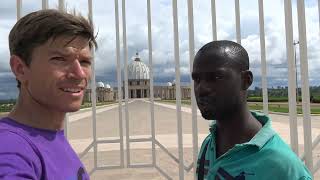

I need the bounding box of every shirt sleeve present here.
[0,131,41,180]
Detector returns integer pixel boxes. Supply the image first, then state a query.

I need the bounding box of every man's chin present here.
[68,104,82,112]
[201,111,215,120]
[67,107,81,112]
[65,99,83,112]
[58,103,82,113]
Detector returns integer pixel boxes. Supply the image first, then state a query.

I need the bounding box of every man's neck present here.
[215,107,262,158]
[8,94,66,131]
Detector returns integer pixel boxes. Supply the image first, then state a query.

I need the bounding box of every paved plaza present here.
[1,100,319,179]
[64,99,320,179]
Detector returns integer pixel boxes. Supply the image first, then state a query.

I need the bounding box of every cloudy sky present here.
[0,0,319,100]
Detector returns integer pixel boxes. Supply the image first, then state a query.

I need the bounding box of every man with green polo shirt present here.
[192,40,312,180]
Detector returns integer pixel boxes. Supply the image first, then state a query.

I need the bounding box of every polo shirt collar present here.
[209,111,276,150]
[244,111,276,149]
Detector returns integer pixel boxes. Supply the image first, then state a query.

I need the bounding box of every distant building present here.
[84,53,191,102]
[83,82,114,103]
[154,80,191,100]
[127,53,150,98]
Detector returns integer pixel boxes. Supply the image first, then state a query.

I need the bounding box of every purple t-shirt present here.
[0,117,89,180]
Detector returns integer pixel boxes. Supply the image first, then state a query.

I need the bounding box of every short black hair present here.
[195,40,249,71]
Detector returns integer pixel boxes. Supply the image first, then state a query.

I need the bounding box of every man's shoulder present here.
[0,117,35,144]
[0,127,37,153]
[263,133,297,155]
[0,128,42,179]
[0,118,39,156]
[258,134,312,178]
[260,134,301,162]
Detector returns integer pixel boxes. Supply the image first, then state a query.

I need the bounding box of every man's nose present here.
[68,60,86,79]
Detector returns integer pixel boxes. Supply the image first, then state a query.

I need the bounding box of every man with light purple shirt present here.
[0,9,97,180]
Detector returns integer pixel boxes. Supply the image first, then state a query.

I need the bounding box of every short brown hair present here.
[9,9,98,87]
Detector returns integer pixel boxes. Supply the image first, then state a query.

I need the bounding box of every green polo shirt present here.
[197,111,312,180]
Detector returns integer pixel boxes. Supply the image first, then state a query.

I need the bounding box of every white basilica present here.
[84,53,191,103]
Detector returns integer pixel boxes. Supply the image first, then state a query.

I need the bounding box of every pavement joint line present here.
[68,100,135,123]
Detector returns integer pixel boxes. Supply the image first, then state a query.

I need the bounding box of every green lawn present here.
[157,100,320,114]
[2,99,320,114]
[158,99,192,106]
[0,104,14,113]
[0,101,116,113]
[248,103,320,114]
[80,101,116,109]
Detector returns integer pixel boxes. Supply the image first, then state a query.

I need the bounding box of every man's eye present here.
[215,75,223,80]
[80,60,91,66]
[51,57,65,61]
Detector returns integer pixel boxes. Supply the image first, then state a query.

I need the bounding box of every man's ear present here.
[10,55,29,86]
[241,70,253,90]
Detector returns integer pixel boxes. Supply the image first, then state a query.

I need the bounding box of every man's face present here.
[22,36,92,112]
[192,54,243,120]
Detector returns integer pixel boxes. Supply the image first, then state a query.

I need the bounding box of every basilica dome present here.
[128,53,150,80]
[105,84,111,89]
[97,81,105,88]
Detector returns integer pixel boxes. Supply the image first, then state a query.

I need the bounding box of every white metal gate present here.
[14,0,320,179]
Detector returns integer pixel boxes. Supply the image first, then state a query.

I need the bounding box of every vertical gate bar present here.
[16,0,21,21]
[147,0,156,167]
[88,0,98,170]
[42,0,48,10]
[283,0,299,155]
[318,0,320,37]
[172,0,184,179]
[121,0,131,167]
[114,0,125,168]
[211,0,217,41]
[187,0,198,179]
[296,0,313,172]
[58,0,65,12]
[258,0,269,115]
[235,0,241,44]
